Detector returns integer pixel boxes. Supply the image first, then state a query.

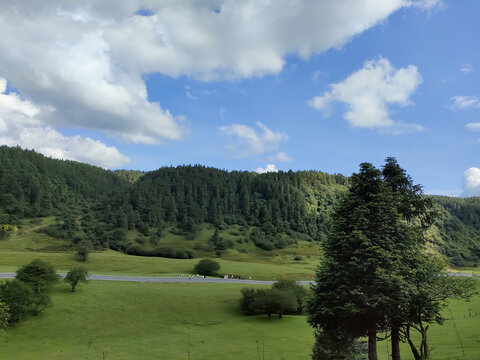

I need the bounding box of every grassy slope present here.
[0,281,479,360]
[0,218,319,280]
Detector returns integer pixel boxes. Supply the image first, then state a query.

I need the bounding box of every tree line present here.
[0,146,479,265]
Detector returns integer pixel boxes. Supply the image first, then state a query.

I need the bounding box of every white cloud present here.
[312,71,326,81]
[309,57,424,133]
[219,122,287,157]
[0,78,129,168]
[186,91,197,100]
[462,167,480,197]
[466,123,480,131]
[0,0,439,147]
[255,164,279,174]
[460,63,474,74]
[450,96,480,110]
[269,152,293,162]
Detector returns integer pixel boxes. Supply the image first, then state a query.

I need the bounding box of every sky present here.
[0,0,479,197]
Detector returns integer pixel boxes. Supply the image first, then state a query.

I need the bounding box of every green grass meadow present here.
[0,280,479,360]
[1,218,479,359]
[0,281,314,360]
[0,218,319,280]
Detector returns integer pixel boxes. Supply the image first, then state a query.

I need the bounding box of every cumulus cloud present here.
[0,0,439,148]
[255,164,279,174]
[219,122,287,157]
[450,96,480,110]
[462,167,480,197]
[309,57,424,133]
[0,78,129,168]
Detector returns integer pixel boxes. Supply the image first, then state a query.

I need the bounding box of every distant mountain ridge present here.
[0,146,478,266]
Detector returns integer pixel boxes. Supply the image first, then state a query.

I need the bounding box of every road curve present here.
[0,272,315,286]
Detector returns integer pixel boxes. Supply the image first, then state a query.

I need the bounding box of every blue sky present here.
[0,0,479,196]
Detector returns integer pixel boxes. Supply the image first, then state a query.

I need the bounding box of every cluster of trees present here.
[431,196,480,266]
[0,146,127,223]
[0,146,478,265]
[101,166,347,243]
[240,279,308,319]
[307,158,477,360]
[0,260,88,330]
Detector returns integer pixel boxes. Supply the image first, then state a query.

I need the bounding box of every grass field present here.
[0,280,479,360]
[0,218,320,280]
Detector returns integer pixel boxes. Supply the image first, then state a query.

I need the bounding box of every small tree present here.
[30,293,52,316]
[64,267,89,292]
[75,246,89,262]
[16,259,59,294]
[0,280,32,322]
[272,279,307,313]
[252,289,297,318]
[194,259,220,276]
[75,240,91,262]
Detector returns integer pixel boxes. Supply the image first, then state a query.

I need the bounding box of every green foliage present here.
[272,279,307,312]
[112,169,144,184]
[0,145,128,221]
[0,224,18,238]
[210,228,233,251]
[241,279,308,318]
[15,259,59,294]
[64,267,89,292]
[430,196,480,266]
[30,293,52,316]
[308,159,438,360]
[75,241,91,262]
[194,259,220,276]
[103,165,347,245]
[0,280,32,322]
[0,146,478,266]
[312,330,366,360]
[0,301,9,333]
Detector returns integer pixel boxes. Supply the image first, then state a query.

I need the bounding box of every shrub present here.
[194,259,220,276]
[75,241,90,262]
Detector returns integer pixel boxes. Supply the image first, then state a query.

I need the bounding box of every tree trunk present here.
[406,326,421,360]
[368,327,378,360]
[421,325,429,358]
[391,324,401,360]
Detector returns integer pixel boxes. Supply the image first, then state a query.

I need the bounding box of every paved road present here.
[1,271,475,285]
[0,272,314,285]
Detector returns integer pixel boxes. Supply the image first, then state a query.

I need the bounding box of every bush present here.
[75,241,90,262]
[240,280,308,317]
[0,280,32,322]
[125,245,194,259]
[149,234,160,246]
[194,259,220,276]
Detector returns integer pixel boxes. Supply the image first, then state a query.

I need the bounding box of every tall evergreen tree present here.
[308,162,403,360]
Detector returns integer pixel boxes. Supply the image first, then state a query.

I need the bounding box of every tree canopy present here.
[307,158,476,360]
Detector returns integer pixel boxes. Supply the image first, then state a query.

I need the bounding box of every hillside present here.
[0,146,478,266]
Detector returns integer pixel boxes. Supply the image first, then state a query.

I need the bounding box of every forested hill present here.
[0,146,128,222]
[106,166,349,240]
[0,146,479,266]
